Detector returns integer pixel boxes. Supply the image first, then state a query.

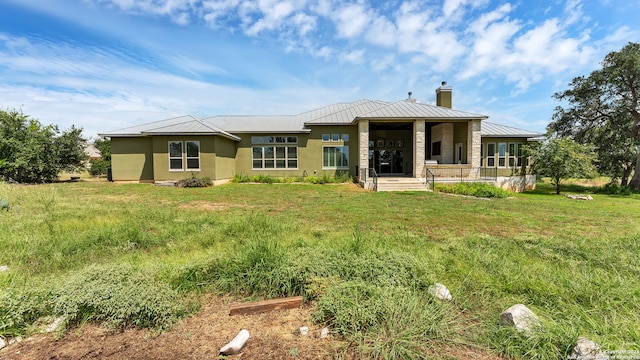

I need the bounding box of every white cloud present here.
[332,3,371,38]
[341,49,366,64]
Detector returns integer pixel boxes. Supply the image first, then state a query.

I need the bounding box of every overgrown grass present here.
[1,180,640,358]
[232,171,353,184]
[434,181,512,198]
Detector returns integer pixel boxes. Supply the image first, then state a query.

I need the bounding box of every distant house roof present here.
[481,122,544,138]
[84,143,101,159]
[100,100,538,139]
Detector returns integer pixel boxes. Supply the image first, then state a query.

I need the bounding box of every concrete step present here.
[376,178,430,192]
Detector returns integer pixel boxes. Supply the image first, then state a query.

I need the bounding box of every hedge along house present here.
[100,84,543,191]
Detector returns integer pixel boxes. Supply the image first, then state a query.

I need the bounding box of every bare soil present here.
[0,295,504,360]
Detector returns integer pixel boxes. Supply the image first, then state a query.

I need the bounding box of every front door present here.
[372,150,404,175]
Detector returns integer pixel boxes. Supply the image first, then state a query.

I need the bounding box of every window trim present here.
[185,141,201,171]
[497,142,507,168]
[486,142,496,168]
[251,135,300,171]
[168,141,184,172]
[322,145,349,169]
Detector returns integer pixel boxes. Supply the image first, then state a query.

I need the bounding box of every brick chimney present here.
[435,81,452,108]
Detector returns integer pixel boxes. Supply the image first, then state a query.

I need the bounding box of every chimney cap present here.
[408,91,412,98]
[441,81,447,86]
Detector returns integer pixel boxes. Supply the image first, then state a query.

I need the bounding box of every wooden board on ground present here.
[230,296,303,316]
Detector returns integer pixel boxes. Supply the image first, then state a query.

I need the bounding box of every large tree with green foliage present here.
[529,137,597,194]
[549,42,640,188]
[0,109,86,183]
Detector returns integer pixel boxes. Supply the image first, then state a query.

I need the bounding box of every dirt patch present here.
[0,295,504,360]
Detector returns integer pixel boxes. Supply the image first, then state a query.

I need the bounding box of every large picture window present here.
[169,141,200,171]
[252,136,298,169]
[323,146,349,169]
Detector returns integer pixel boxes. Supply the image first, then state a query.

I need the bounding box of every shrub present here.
[0,287,50,337]
[88,159,110,176]
[176,174,213,188]
[435,182,510,198]
[52,264,188,329]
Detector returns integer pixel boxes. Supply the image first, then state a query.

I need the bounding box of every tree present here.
[89,137,111,176]
[0,109,87,183]
[529,137,597,194]
[549,42,640,188]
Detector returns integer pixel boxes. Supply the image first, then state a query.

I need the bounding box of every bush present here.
[52,264,188,329]
[88,159,110,176]
[0,287,50,337]
[176,174,213,188]
[435,182,511,198]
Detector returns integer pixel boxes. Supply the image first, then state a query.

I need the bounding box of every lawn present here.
[1,180,639,359]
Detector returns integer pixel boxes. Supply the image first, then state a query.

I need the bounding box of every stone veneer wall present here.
[431,123,454,164]
[358,120,369,175]
[468,119,481,168]
[414,120,425,177]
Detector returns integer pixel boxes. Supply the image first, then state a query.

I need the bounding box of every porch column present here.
[414,120,425,177]
[467,119,481,168]
[358,120,369,176]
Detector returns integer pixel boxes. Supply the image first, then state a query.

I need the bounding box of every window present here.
[168,141,200,171]
[252,136,298,169]
[341,134,349,142]
[432,141,441,156]
[498,142,506,167]
[480,143,484,167]
[508,143,516,168]
[169,141,183,170]
[486,143,496,167]
[323,146,349,169]
[331,134,340,142]
[322,134,330,142]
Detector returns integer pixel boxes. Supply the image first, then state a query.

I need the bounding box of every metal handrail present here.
[425,168,435,189]
[423,167,498,182]
[359,167,378,191]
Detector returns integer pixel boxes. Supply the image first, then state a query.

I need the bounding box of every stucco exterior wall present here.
[481,137,530,176]
[213,136,237,180]
[233,125,359,178]
[111,137,154,181]
[152,135,217,181]
[496,175,537,192]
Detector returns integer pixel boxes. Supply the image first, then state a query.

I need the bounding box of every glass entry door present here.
[370,150,404,175]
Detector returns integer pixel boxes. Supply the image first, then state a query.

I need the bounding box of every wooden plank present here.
[229,296,303,316]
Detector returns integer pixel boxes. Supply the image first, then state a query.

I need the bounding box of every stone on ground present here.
[570,337,609,359]
[499,304,540,333]
[427,283,452,301]
[0,265,9,272]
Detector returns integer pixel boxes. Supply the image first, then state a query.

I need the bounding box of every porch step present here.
[375,178,430,192]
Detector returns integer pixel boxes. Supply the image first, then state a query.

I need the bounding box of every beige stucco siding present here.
[234,126,358,177]
[151,136,217,181]
[481,137,530,176]
[111,137,154,181]
[213,136,237,180]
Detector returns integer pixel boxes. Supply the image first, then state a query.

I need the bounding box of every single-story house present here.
[99,84,543,190]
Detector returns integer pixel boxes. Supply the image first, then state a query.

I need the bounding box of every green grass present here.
[1,180,639,358]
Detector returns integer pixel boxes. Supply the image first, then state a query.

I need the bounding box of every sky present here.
[0,0,638,140]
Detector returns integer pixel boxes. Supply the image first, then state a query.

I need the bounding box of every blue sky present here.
[1,0,638,139]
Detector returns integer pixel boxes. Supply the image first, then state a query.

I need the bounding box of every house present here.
[99,84,543,191]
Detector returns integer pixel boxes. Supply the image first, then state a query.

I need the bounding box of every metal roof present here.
[100,100,540,139]
[481,122,544,138]
[358,100,488,120]
[203,115,310,133]
[99,115,240,141]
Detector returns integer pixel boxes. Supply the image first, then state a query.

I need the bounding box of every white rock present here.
[45,316,66,333]
[0,337,5,350]
[427,283,452,301]
[219,329,250,356]
[570,337,609,359]
[0,266,9,272]
[299,326,309,336]
[499,304,540,333]
[320,327,329,339]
